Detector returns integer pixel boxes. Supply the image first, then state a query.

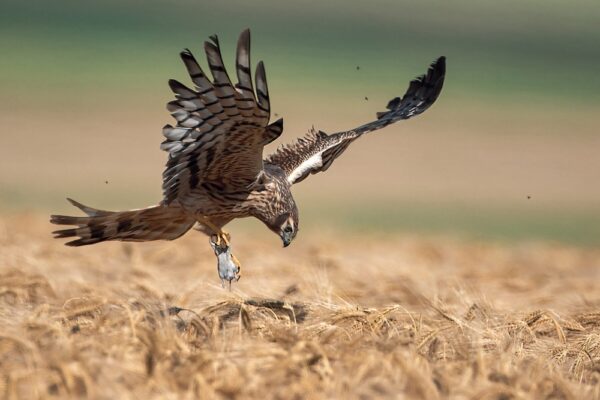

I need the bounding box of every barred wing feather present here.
[162,29,283,204]
[265,56,445,185]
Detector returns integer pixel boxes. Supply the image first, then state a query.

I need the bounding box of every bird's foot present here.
[213,230,231,247]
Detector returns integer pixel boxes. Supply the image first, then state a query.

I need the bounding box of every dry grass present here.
[1,213,600,399]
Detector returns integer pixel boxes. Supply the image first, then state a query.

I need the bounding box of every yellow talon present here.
[197,216,229,243]
[219,230,231,246]
[212,230,231,247]
[231,253,242,280]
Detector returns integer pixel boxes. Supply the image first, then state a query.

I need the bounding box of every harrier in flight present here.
[52,29,446,285]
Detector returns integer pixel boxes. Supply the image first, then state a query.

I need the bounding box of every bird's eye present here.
[284,226,293,233]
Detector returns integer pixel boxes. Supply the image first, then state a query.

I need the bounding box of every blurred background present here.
[1,0,599,245]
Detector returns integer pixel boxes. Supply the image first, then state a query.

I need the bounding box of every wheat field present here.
[0,214,599,399]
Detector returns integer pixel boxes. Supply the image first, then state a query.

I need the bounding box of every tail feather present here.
[66,197,114,217]
[51,200,195,246]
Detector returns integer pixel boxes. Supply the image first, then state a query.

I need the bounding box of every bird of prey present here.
[51,29,446,285]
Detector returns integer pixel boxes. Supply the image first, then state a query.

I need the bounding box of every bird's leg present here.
[197,216,230,247]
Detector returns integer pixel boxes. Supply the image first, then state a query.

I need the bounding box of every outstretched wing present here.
[161,29,283,204]
[265,56,445,185]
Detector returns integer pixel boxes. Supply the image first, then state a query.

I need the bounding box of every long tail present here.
[51,199,195,246]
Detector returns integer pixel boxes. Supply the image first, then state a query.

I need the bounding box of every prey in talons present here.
[210,234,241,289]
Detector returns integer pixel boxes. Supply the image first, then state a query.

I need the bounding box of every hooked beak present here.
[281,231,293,247]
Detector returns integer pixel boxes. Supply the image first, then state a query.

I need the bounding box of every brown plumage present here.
[51,29,445,281]
[52,199,194,246]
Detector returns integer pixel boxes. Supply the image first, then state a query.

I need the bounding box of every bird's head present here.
[269,209,299,247]
[252,173,299,247]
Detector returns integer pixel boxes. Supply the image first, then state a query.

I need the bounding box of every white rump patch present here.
[287,153,323,184]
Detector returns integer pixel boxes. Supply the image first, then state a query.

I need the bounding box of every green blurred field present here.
[1,0,599,244]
